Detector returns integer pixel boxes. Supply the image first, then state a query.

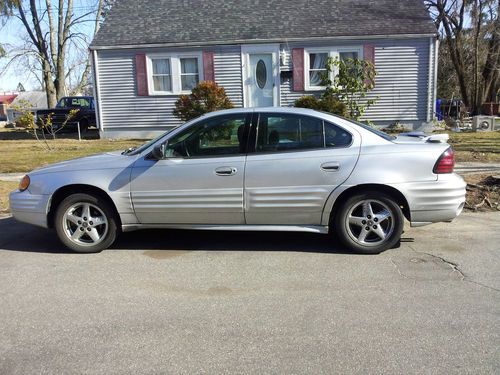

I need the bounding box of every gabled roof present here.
[91,0,437,49]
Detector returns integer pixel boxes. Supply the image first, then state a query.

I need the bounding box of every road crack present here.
[408,246,500,293]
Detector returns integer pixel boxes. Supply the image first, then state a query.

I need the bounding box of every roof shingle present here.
[91,0,437,48]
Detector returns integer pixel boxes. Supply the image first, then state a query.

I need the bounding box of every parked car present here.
[36,96,96,132]
[10,107,466,254]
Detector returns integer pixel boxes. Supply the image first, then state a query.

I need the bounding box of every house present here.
[6,91,48,124]
[0,93,18,121]
[90,0,438,139]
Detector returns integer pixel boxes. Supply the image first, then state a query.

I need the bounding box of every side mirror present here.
[151,142,166,160]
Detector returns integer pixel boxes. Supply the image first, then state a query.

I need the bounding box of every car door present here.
[130,112,251,224]
[244,112,361,225]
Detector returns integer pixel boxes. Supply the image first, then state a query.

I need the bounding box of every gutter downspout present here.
[91,50,104,135]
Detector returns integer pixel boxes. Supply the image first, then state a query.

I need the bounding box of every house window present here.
[308,53,328,87]
[305,47,362,91]
[151,58,172,92]
[147,54,203,95]
[180,58,200,91]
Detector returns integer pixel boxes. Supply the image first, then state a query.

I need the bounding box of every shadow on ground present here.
[0,216,362,255]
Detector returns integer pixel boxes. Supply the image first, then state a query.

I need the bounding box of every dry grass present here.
[0,181,19,213]
[449,131,500,162]
[0,129,144,173]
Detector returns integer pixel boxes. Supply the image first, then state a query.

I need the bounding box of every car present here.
[9,107,466,254]
[36,96,96,133]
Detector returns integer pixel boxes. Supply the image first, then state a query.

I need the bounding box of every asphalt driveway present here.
[0,212,499,374]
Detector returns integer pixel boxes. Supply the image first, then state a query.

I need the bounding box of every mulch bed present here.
[464,174,500,212]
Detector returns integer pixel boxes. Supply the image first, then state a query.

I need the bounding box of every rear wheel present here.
[334,191,404,254]
[78,119,89,133]
[54,193,118,253]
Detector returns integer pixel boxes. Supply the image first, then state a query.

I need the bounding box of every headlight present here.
[19,175,30,192]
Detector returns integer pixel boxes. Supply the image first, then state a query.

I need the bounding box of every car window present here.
[256,114,351,152]
[56,97,90,109]
[164,114,248,158]
[324,122,352,147]
[257,114,323,152]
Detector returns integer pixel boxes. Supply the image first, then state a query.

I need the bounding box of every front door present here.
[130,113,251,225]
[243,45,279,108]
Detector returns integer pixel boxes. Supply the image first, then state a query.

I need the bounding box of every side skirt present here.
[122,224,330,234]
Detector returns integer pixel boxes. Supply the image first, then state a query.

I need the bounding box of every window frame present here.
[250,112,353,155]
[304,46,363,91]
[146,52,204,95]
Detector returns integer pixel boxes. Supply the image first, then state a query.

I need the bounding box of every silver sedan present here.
[10,107,466,254]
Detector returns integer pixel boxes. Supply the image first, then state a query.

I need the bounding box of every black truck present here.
[36,96,96,132]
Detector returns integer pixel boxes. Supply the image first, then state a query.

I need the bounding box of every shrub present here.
[173,81,234,122]
[294,95,348,117]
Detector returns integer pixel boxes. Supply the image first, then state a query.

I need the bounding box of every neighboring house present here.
[0,93,18,121]
[6,91,48,124]
[90,0,438,139]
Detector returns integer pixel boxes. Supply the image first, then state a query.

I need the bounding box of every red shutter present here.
[292,48,305,92]
[135,54,148,96]
[203,51,215,82]
[363,44,375,66]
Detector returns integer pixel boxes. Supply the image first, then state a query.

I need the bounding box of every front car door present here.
[244,111,361,225]
[130,112,251,224]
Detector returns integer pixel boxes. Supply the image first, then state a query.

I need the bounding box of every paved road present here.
[0,212,499,374]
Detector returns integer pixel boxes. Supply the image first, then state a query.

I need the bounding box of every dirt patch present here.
[463,174,500,212]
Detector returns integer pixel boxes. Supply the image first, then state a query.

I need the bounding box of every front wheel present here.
[54,193,118,253]
[333,191,404,254]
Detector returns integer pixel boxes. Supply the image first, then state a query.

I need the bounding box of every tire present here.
[54,193,118,253]
[333,191,404,254]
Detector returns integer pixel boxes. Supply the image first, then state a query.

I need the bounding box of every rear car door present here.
[244,112,361,225]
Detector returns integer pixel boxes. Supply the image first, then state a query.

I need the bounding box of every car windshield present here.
[56,97,91,109]
[349,119,395,141]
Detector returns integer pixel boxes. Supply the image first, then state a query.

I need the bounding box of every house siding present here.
[96,46,243,139]
[95,37,436,138]
[279,38,435,127]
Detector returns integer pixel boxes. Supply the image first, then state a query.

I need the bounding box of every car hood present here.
[30,151,139,175]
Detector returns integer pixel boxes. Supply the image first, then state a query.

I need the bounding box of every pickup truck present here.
[36,96,96,132]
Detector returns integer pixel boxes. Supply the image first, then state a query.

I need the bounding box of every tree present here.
[295,57,376,120]
[0,0,105,107]
[173,81,234,122]
[426,0,500,114]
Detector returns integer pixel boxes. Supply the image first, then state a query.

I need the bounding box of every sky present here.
[0,0,100,92]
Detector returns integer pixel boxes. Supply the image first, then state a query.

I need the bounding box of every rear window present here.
[350,119,395,141]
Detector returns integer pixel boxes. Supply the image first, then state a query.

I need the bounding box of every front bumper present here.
[394,173,466,227]
[9,190,50,228]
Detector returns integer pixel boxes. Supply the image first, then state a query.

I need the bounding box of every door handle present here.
[215,167,237,176]
[321,162,340,171]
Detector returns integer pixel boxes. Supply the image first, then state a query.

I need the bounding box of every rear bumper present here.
[9,190,50,228]
[394,174,466,227]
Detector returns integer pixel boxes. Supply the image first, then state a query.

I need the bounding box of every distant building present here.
[6,91,48,124]
[0,93,18,121]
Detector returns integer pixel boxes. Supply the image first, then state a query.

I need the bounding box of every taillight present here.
[433,147,455,174]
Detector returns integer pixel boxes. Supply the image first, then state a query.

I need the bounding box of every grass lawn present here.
[0,128,144,173]
[448,131,500,162]
[0,181,19,213]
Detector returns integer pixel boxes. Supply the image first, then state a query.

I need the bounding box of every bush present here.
[294,95,348,117]
[173,81,234,122]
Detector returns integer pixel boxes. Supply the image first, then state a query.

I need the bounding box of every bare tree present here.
[426,0,500,114]
[0,0,104,107]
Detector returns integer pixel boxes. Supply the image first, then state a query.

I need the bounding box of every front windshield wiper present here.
[121,147,137,155]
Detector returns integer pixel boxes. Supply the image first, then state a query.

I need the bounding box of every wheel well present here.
[47,184,121,229]
[329,184,411,223]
